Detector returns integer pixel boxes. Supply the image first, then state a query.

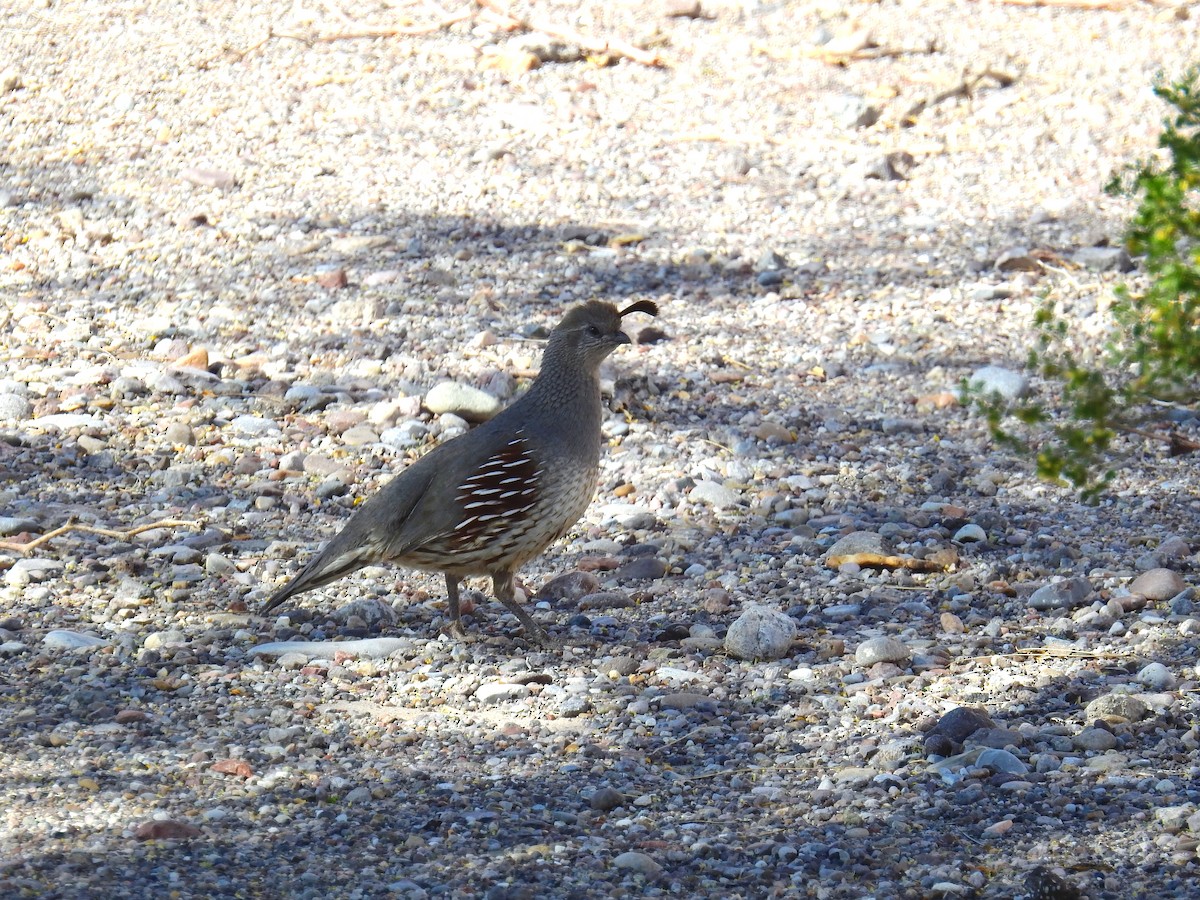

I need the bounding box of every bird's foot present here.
[521,623,563,651]
[440,620,471,641]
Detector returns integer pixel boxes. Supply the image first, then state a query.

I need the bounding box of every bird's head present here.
[547,299,659,370]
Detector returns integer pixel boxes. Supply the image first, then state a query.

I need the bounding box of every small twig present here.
[196,28,304,69]
[804,42,937,65]
[997,0,1130,8]
[474,0,670,68]
[310,12,474,42]
[903,67,1017,126]
[1117,424,1200,456]
[198,9,472,68]
[0,519,202,555]
[756,35,937,66]
[958,645,1131,664]
[200,2,665,70]
[648,726,709,758]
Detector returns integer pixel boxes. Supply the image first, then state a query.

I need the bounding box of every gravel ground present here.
[2,1,1200,897]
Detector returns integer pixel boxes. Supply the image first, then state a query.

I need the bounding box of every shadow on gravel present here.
[4,644,1194,900]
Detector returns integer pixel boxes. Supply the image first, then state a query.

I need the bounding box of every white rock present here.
[144,630,187,650]
[249,638,413,659]
[43,630,110,651]
[0,393,30,422]
[724,605,797,660]
[689,480,741,509]
[953,524,986,543]
[1137,662,1176,691]
[968,365,1029,401]
[229,415,280,435]
[976,748,1028,774]
[205,553,237,576]
[29,413,100,430]
[475,682,531,705]
[424,382,500,422]
[4,558,64,585]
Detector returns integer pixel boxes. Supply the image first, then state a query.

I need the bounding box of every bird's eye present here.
[585,324,602,337]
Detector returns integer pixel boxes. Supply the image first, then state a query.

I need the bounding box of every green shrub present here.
[979,65,1200,499]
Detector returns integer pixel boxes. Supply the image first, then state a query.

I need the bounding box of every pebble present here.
[331,598,398,629]
[537,571,601,600]
[181,167,235,190]
[688,480,741,509]
[1028,576,1093,609]
[249,638,412,659]
[825,530,888,558]
[967,365,1030,401]
[1084,693,1148,723]
[0,392,31,421]
[0,516,39,536]
[163,422,195,445]
[854,635,910,667]
[1137,662,1176,691]
[590,787,626,811]
[751,421,794,443]
[928,707,995,745]
[475,682,531,705]
[143,630,186,650]
[5,558,65,585]
[612,556,668,581]
[656,692,711,710]
[381,421,430,448]
[1074,727,1119,752]
[1072,246,1133,271]
[133,819,203,840]
[939,612,965,634]
[424,382,501,422]
[42,630,109,650]
[205,552,236,576]
[229,415,280,436]
[611,851,662,879]
[952,523,986,543]
[1129,568,1186,601]
[340,424,380,446]
[724,604,797,660]
[30,413,99,430]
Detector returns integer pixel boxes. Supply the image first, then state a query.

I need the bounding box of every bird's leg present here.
[444,574,468,639]
[492,572,556,647]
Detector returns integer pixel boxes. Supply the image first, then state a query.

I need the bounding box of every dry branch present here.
[1119,424,1200,456]
[473,0,669,67]
[903,67,1017,126]
[310,12,475,42]
[0,519,203,555]
[998,0,1130,8]
[201,1,668,70]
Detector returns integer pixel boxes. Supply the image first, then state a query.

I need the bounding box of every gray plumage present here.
[262,299,658,644]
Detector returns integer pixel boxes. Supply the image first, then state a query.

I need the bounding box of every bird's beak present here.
[614,330,632,345]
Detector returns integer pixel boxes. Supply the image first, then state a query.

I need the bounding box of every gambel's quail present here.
[262,299,658,644]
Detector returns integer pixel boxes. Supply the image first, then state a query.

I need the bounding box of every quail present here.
[262,299,658,644]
